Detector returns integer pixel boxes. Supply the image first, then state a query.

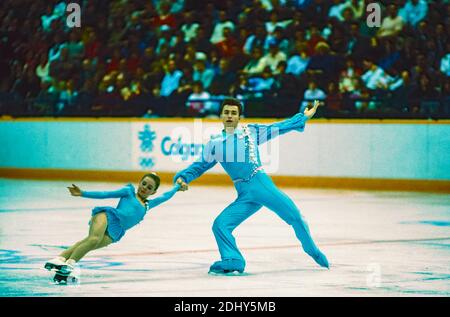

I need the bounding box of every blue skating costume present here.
[82,184,179,243]
[174,112,329,273]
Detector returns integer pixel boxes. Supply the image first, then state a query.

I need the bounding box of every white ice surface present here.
[0,179,449,296]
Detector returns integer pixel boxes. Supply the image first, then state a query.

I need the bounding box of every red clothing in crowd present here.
[215,38,239,58]
[151,14,177,29]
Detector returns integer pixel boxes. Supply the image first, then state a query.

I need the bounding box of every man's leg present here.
[255,176,329,268]
[210,199,262,273]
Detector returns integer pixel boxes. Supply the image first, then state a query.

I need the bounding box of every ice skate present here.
[44,257,66,272]
[53,270,79,285]
[53,261,79,285]
[208,259,245,275]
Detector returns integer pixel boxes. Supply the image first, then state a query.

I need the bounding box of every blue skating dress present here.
[82,184,179,243]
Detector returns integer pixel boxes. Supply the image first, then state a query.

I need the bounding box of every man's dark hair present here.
[141,172,161,190]
[219,98,243,116]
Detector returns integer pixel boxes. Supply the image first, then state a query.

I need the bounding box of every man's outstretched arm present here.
[173,140,217,185]
[251,100,320,145]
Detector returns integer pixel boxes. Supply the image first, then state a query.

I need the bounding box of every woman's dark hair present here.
[141,172,161,190]
[219,98,243,116]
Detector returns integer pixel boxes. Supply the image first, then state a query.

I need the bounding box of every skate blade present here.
[208,270,248,276]
[44,263,64,271]
[53,275,79,285]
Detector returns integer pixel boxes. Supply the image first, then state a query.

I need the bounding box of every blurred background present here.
[0,0,449,119]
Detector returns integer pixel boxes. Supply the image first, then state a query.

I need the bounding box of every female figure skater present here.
[175,98,329,274]
[44,173,187,283]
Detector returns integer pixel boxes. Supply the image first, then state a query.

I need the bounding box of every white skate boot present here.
[53,259,80,285]
[44,256,66,272]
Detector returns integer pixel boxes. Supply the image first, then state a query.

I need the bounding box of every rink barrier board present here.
[1,118,449,188]
[1,168,449,193]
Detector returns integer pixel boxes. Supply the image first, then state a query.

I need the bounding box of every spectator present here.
[152,1,178,29]
[58,79,79,113]
[339,58,361,94]
[243,47,265,75]
[210,11,235,44]
[180,11,200,43]
[410,74,440,114]
[328,0,348,22]
[33,79,59,115]
[440,79,450,115]
[76,79,96,115]
[159,59,183,97]
[440,52,450,77]
[169,0,185,14]
[342,0,365,20]
[378,37,402,71]
[186,81,214,115]
[248,66,276,95]
[260,0,288,12]
[243,25,267,55]
[286,43,310,77]
[340,7,355,29]
[265,10,292,36]
[84,30,101,60]
[377,5,404,39]
[327,23,348,55]
[361,59,393,91]
[410,53,437,83]
[415,21,430,44]
[156,25,178,55]
[12,67,41,101]
[233,74,252,99]
[141,47,156,73]
[236,27,252,58]
[49,47,77,82]
[389,70,415,112]
[192,26,212,53]
[35,53,51,83]
[117,73,139,103]
[307,41,342,85]
[48,33,65,62]
[257,42,287,73]
[273,60,299,98]
[192,58,215,89]
[300,0,332,26]
[306,25,326,56]
[434,23,446,56]
[177,65,195,97]
[210,59,237,95]
[61,31,85,61]
[214,27,239,58]
[346,22,371,59]
[354,86,377,113]
[105,48,122,73]
[300,81,326,113]
[325,81,343,114]
[41,4,58,33]
[399,0,428,27]
[264,26,291,55]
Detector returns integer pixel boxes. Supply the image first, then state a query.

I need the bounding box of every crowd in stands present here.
[0,0,449,118]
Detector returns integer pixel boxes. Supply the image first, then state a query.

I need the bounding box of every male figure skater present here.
[174,98,329,274]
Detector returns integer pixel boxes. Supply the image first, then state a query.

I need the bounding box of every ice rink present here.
[0,178,449,297]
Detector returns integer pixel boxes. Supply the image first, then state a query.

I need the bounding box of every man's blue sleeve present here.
[249,112,308,145]
[173,140,217,184]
